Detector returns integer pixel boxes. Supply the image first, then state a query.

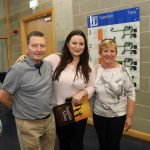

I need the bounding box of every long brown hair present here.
[53,30,91,84]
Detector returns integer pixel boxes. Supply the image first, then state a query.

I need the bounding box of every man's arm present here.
[0,89,12,108]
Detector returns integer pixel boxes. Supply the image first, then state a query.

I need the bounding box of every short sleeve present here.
[2,67,22,95]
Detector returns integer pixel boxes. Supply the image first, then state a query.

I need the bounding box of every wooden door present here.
[21,9,56,56]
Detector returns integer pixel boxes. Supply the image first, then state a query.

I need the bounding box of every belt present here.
[43,114,50,119]
[15,114,51,121]
[35,114,51,120]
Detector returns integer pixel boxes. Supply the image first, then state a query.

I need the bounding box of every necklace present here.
[71,83,75,89]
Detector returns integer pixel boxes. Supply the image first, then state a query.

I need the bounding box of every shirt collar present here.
[25,56,43,67]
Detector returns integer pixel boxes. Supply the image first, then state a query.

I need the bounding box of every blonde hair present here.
[98,38,117,55]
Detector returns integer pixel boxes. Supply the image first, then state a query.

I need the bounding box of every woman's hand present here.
[16,55,26,63]
[124,100,135,131]
[72,90,87,106]
[124,117,132,131]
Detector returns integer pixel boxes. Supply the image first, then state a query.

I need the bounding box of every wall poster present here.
[87,7,140,90]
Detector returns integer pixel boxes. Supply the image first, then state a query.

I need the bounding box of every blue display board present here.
[88,7,140,90]
[88,7,140,27]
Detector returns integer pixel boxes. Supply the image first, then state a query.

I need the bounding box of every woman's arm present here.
[44,53,60,71]
[123,67,136,131]
[72,62,95,105]
[124,99,135,131]
[83,62,96,98]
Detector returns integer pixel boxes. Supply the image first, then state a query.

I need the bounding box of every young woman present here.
[45,30,95,150]
[93,39,136,150]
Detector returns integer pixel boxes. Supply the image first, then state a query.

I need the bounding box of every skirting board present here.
[87,118,150,142]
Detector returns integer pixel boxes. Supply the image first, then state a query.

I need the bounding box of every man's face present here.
[27,36,46,63]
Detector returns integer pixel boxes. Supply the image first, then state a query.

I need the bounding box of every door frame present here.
[20,8,56,54]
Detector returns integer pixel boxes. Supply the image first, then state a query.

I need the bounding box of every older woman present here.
[93,39,136,150]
